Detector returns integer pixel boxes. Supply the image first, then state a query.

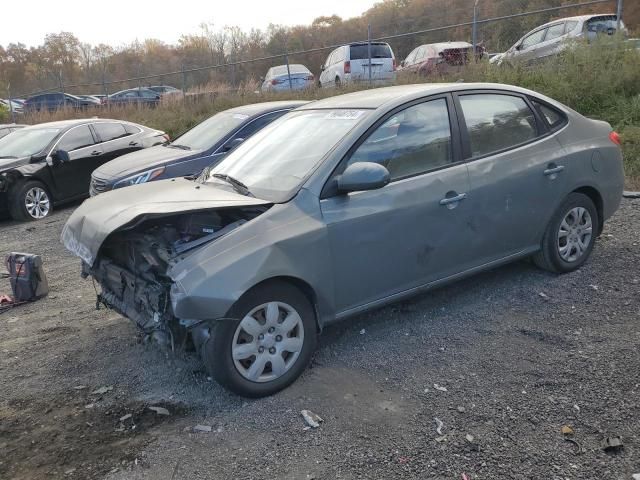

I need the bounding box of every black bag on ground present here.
[5,253,49,302]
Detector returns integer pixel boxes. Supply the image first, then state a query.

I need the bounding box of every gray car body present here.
[63,83,623,331]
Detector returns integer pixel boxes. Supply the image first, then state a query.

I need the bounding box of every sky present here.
[1,0,377,48]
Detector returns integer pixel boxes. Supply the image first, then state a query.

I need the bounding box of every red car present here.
[399,42,486,77]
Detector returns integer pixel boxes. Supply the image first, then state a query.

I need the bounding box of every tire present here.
[8,180,53,221]
[202,281,317,398]
[335,76,342,88]
[533,193,598,273]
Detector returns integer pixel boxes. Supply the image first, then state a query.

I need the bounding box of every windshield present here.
[0,128,61,158]
[206,109,369,202]
[172,111,248,150]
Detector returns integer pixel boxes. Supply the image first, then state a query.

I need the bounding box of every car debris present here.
[623,191,640,199]
[119,413,133,422]
[434,384,448,392]
[434,417,444,435]
[193,424,212,433]
[301,410,323,428]
[602,436,624,453]
[538,292,549,300]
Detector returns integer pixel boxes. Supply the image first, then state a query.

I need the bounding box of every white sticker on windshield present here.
[233,114,250,120]
[324,110,366,120]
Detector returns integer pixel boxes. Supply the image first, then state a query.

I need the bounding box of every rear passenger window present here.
[58,125,95,152]
[532,101,564,128]
[347,99,452,180]
[124,123,142,135]
[459,94,538,157]
[94,122,128,142]
[545,23,566,40]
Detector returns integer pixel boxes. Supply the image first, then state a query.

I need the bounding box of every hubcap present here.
[557,207,592,263]
[231,301,304,383]
[24,187,50,219]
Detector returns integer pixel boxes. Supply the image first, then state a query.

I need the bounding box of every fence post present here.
[7,85,15,124]
[181,63,187,102]
[472,0,479,57]
[616,0,624,31]
[367,24,372,86]
[285,51,293,91]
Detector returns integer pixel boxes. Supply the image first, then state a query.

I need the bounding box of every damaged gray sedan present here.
[62,83,624,397]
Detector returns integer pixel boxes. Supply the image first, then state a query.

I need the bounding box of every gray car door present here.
[320,96,474,314]
[515,28,548,64]
[454,92,568,264]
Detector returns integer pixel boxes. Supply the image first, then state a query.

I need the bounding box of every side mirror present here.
[515,44,523,51]
[51,149,70,165]
[337,162,390,194]
[222,137,244,152]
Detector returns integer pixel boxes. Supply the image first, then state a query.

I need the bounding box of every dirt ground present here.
[1,198,639,480]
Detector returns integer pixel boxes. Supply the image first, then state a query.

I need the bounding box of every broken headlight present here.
[113,166,165,189]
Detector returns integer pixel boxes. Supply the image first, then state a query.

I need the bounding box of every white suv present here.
[319,42,397,88]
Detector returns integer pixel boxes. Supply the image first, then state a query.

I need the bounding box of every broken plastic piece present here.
[602,436,623,452]
[301,410,323,428]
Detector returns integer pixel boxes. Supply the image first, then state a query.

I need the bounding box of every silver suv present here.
[493,14,627,66]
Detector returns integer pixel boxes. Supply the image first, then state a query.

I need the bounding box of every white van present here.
[319,42,397,88]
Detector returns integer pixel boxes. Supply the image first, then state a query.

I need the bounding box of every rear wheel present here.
[9,180,53,221]
[533,193,598,273]
[335,76,342,88]
[202,281,317,397]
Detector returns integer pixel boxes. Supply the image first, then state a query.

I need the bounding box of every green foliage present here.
[0,103,8,123]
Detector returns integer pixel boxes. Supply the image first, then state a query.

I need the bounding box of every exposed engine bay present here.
[82,206,270,347]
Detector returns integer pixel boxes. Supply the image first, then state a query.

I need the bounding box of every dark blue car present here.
[89,101,308,195]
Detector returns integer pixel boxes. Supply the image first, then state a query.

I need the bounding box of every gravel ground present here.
[0,198,639,480]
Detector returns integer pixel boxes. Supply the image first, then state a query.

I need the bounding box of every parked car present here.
[261,65,314,92]
[0,119,167,221]
[76,94,103,103]
[89,101,307,196]
[495,13,627,65]
[399,42,485,76]
[23,93,101,112]
[0,124,26,140]
[148,85,182,96]
[1,99,24,115]
[106,88,161,107]
[63,83,623,397]
[319,42,396,88]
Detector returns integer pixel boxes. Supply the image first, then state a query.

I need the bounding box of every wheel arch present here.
[571,185,604,235]
[236,276,322,333]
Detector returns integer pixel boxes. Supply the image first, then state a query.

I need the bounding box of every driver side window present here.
[58,125,95,152]
[346,98,453,181]
[521,29,547,49]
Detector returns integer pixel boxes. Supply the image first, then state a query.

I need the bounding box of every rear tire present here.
[8,180,53,221]
[335,76,342,88]
[202,281,317,398]
[533,193,598,273]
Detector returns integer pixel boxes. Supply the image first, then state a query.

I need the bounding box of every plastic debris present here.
[434,417,444,435]
[193,424,212,433]
[148,406,170,416]
[433,384,448,392]
[359,329,366,335]
[538,292,549,300]
[91,386,113,395]
[588,284,599,291]
[465,434,475,443]
[119,413,132,422]
[73,385,87,390]
[301,410,323,428]
[602,436,624,453]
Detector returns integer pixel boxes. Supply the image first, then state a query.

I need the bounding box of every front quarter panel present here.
[169,188,335,326]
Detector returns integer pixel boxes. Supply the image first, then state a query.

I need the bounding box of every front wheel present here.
[202,281,317,398]
[533,193,598,273]
[8,180,53,221]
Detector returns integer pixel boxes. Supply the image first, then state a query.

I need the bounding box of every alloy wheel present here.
[557,207,592,263]
[24,187,51,219]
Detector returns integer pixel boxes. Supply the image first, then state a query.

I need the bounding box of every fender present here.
[0,162,58,199]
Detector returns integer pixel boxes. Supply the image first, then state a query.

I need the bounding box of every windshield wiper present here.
[0,155,17,159]
[168,144,191,150]
[212,173,254,197]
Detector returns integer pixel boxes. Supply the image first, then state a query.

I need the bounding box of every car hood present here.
[93,145,207,180]
[0,156,30,172]
[61,177,271,266]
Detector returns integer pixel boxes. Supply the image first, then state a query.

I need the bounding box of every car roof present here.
[0,124,26,128]
[225,100,310,116]
[19,118,140,130]
[537,13,617,28]
[297,83,551,110]
[426,41,473,51]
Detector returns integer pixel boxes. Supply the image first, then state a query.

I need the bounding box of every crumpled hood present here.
[0,156,30,172]
[61,177,271,266]
[93,145,206,180]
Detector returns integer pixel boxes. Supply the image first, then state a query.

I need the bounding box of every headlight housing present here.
[113,167,166,189]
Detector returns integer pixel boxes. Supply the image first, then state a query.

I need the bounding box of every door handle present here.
[439,193,467,206]
[129,141,138,146]
[544,165,564,176]
[90,150,103,156]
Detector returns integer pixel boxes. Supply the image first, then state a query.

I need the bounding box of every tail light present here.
[393,58,397,71]
[609,131,621,146]
[344,61,351,74]
[271,79,278,85]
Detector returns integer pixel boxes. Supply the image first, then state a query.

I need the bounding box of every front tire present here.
[8,180,53,221]
[202,281,317,398]
[533,193,598,273]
